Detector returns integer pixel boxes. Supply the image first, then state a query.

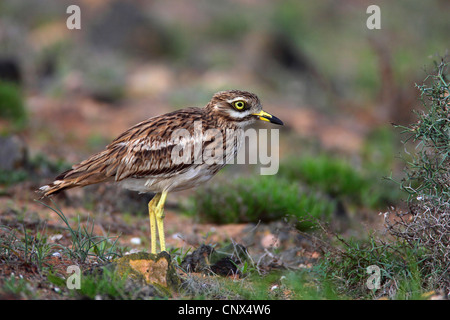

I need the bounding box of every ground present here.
[0,90,382,300]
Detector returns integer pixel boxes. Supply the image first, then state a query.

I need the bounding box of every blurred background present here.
[2,0,449,150]
[0,0,449,261]
[1,0,450,300]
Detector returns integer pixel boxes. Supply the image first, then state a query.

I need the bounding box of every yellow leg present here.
[155,191,168,252]
[147,191,168,253]
[148,193,161,254]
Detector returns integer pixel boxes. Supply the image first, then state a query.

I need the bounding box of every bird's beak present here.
[253,110,284,125]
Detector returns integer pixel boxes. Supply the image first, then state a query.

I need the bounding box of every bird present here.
[38,90,283,254]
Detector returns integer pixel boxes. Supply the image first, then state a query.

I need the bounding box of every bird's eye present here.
[233,100,246,110]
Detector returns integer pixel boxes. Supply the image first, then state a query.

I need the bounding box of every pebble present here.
[130,237,141,245]
[50,234,63,242]
[125,248,140,255]
[261,233,280,248]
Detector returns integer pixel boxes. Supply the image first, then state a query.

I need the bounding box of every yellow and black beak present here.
[253,110,284,125]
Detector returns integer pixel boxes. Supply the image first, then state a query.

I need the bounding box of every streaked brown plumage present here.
[38,90,283,253]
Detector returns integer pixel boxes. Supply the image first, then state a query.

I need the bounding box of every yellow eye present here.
[233,100,246,110]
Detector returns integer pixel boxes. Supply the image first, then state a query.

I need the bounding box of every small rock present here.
[0,58,22,84]
[130,237,141,245]
[0,135,27,171]
[114,251,180,295]
[171,233,183,240]
[210,257,239,277]
[261,233,280,248]
[180,244,214,273]
[180,244,248,277]
[50,234,63,242]
[430,295,446,300]
[125,248,140,255]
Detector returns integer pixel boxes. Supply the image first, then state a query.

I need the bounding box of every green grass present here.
[0,224,54,269]
[71,268,130,300]
[1,275,35,299]
[47,265,140,300]
[23,227,57,269]
[184,175,335,230]
[215,269,344,300]
[179,266,345,300]
[0,203,132,299]
[37,200,123,263]
[1,201,125,268]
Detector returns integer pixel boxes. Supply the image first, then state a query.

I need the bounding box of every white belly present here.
[119,165,218,193]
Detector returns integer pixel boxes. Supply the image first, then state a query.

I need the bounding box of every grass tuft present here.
[36,199,122,263]
[184,175,335,230]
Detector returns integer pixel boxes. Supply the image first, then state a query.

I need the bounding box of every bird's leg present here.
[155,191,168,252]
[148,193,161,254]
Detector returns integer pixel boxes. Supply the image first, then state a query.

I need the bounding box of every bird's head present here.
[206,90,283,128]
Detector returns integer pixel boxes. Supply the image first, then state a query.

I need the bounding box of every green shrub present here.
[278,153,402,209]
[387,58,450,293]
[0,169,28,186]
[317,233,427,299]
[0,81,27,129]
[184,175,335,230]
[279,154,366,199]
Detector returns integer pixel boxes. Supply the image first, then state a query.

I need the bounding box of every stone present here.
[179,244,214,273]
[0,135,27,171]
[180,244,249,276]
[114,251,180,294]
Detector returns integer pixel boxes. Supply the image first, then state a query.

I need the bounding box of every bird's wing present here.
[38,108,214,197]
[75,108,204,182]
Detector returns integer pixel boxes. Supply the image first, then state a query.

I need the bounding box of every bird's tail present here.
[37,178,76,198]
[37,151,112,198]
